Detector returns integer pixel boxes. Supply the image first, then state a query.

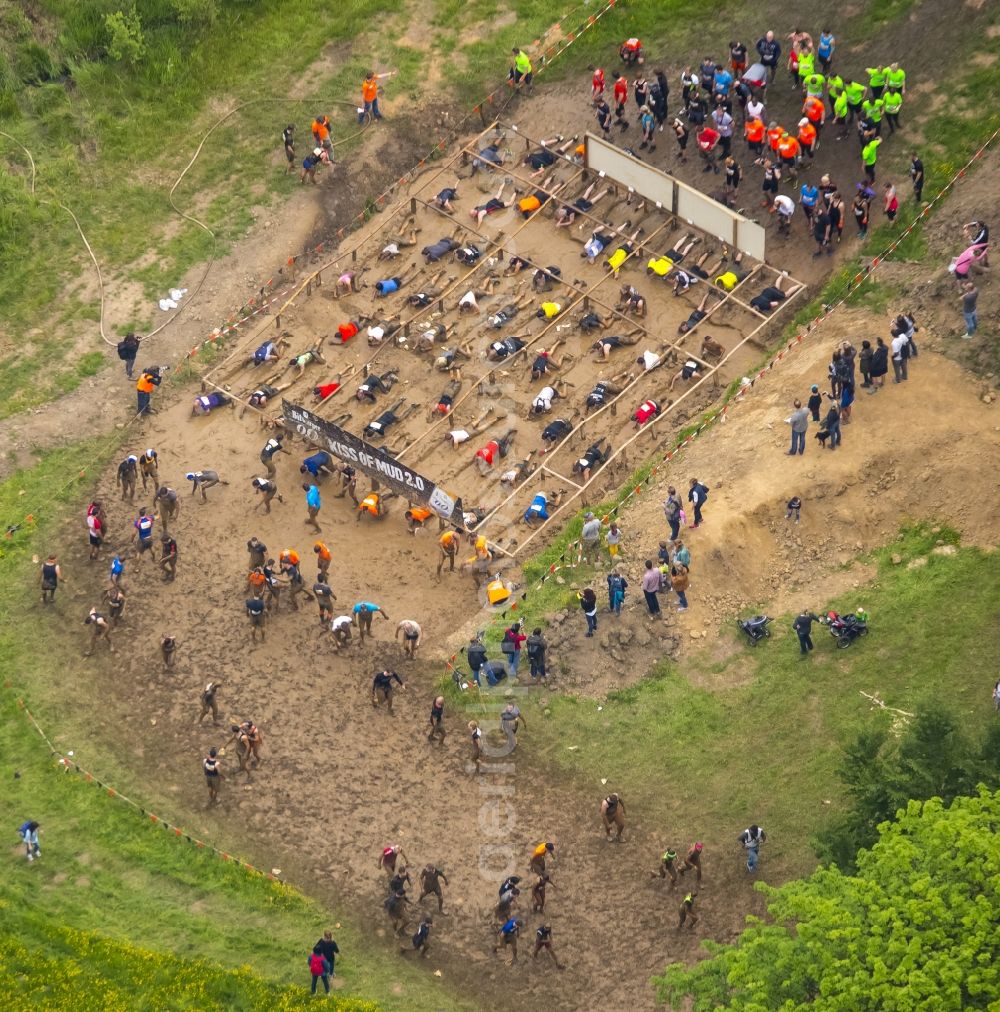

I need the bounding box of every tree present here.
[815,706,1000,871]
[653,789,1000,1010]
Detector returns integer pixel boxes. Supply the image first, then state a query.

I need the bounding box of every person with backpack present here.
[607,567,628,615]
[19,820,40,862]
[308,947,331,994]
[526,629,547,682]
[738,824,767,872]
[662,486,682,539]
[501,621,526,680]
[117,332,141,379]
[687,478,709,528]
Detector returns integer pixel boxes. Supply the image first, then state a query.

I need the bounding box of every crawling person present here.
[433,343,472,376]
[678,290,719,334]
[283,338,326,378]
[247,383,284,409]
[365,317,402,346]
[356,371,398,403]
[668,252,728,296]
[748,271,797,314]
[529,342,565,380]
[363,398,416,440]
[605,227,645,277]
[312,375,343,404]
[646,234,700,278]
[555,181,610,226]
[475,428,516,475]
[487,335,527,362]
[377,219,421,260]
[422,233,461,264]
[470,181,515,225]
[431,379,462,416]
[632,396,661,428]
[442,407,495,448]
[488,294,533,330]
[531,265,563,293]
[531,379,569,415]
[522,489,564,528]
[406,269,448,308]
[373,265,419,299]
[585,372,631,414]
[595,331,639,360]
[192,390,231,416]
[457,276,500,314]
[539,417,573,450]
[500,452,537,485]
[248,335,289,367]
[434,186,459,213]
[573,439,611,481]
[669,356,711,390]
[516,175,566,219]
[617,283,647,318]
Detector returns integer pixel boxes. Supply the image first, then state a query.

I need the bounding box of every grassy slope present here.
[526,525,1000,876]
[0,443,468,1012]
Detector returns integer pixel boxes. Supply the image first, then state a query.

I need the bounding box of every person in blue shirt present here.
[300,451,335,479]
[110,555,125,587]
[800,181,819,230]
[817,29,835,73]
[131,510,155,557]
[713,64,733,97]
[303,483,322,533]
[523,490,563,528]
[353,601,389,642]
[493,917,523,963]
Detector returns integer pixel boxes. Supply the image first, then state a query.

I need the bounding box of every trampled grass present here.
[526,525,1000,875]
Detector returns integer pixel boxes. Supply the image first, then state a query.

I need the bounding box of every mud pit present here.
[203,122,803,562]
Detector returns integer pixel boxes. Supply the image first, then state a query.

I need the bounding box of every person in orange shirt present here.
[802,94,826,138]
[358,70,396,124]
[437,529,460,578]
[311,114,332,155]
[778,132,800,181]
[797,117,817,159]
[313,541,332,575]
[745,116,765,157]
[766,122,784,157]
[404,505,434,534]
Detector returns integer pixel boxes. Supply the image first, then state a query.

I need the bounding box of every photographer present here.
[136,365,166,416]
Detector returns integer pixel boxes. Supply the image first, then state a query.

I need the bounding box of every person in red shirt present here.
[590,65,605,101]
[612,72,629,128]
[312,378,342,403]
[697,126,720,172]
[475,429,516,475]
[633,398,660,428]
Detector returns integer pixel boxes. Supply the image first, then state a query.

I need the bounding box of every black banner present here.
[282,400,464,525]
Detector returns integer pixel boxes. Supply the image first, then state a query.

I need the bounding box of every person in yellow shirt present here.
[436,529,460,578]
[530,841,554,875]
[358,70,396,124]
[508,47,533,91]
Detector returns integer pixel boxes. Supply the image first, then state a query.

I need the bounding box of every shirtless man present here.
[418,865,448,912]
[427,696,446,744]
[601,792,626,841]
[395,619,422,658]
[198,681,222,725]
[154,485,180,530]
[83,607,113,656]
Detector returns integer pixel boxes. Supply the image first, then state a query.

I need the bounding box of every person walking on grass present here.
[960,281,978,339]
[314,932,339,977]
[688,478,708,528]
[19,820,40,862]
[526,628,547,682]
[509,48,533,92]
[359,70,395,124]
[909,152,924,202]
[739,823,767,872]
[308,948,331,995]
[40,554,63,604]
[793,609,821,655]
[642,559,662,617]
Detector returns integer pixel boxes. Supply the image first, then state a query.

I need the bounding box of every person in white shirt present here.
[772,194,795,234]
[890,332,908,383]
[531,380,568,415]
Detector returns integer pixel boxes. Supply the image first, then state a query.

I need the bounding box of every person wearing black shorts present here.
[282,125,295,173]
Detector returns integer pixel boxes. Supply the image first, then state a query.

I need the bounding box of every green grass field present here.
[523,525,1000,875]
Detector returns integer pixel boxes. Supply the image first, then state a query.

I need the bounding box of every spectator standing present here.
[641,560,662,617]
[961,282,978,339]
[890,329,909,383]
[756,31,781,82]
[687,478,709,528]
[670,564,690,612]
[607,567,628,615]
[117,332,141,379]
[786,399,809,455]
[581,511,602,563]
[580,588,598,637]
[793,610,820,655]
[807,384,823,421]
[869,337,889,391]
[663,487,682,540]
[526,628,547,682]
[501,622,526,680]
[308,948,330,995]
[314,932,340,978]
[909,153,924,202]
[859,341,873,388]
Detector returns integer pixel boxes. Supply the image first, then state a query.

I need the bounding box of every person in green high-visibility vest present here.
[508,47,533,92]
[862,136,882,184]
[826,71,844,116]
[885,62,906,94]
[865,64,887,99]
[884,89,903,133]
[843,77,866,124]
[833,89,850,140]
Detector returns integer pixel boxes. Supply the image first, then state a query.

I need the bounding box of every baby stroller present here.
[737,614,771,646]
[826,610,869,649]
